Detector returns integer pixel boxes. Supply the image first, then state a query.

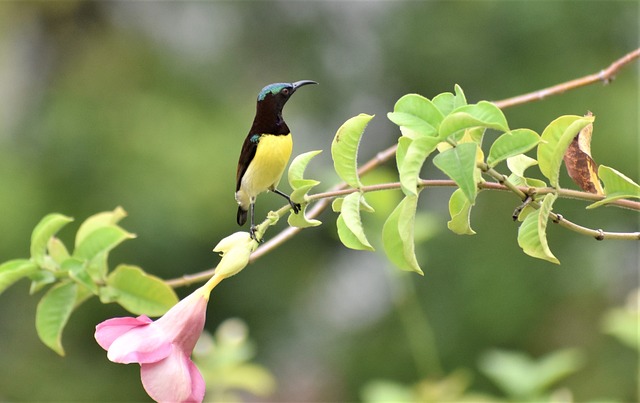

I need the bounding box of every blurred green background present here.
[0,1,637,401]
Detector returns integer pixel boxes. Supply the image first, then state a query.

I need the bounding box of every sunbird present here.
[235,80,318,239]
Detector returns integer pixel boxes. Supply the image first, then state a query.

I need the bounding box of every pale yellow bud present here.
[212,232,255,280]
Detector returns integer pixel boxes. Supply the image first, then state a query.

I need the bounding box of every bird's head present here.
[256,80,317,111]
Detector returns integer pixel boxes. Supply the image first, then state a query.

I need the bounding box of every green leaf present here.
[287,205,321,228]
[359,194,375,213]
[36,281,77,356]
[382,195,423,275]
[289,180,321,204]
[459,126,485,146]
[510,175,547,190]
[447,188,476,235]
[288,150,322,186]
[515,204,537,222]
[432,91,455,116]
[333,194,375,214]
[524,177,547,188]
[337,192,374,251]
[453,84,468,108]
[507,155,546,189]
[588,165,640,209]
[399,136,441,196]
[47,237,70,265]
[331,197,343,212]
[433,142,480,203]
[479,348,583,399]
[487,129,540,167]
[431,86,466,117]
[30,214,73,267]
[602,307,639,350]
[508,174,527,188]
[331,113,374,189]
[537,115,594,188]
[73,225,135,262]
[336,215,372,251]
[103,264,178,317]
[396,136,412,171]
[0,259,40,295]
[75,283,94,308]
[63,258,99,295]
[29,270,56,294]
[507,154,538,177]
[439,101,509,139]
[361,380,415,402]
[517,193,559,264]
[534,350,585,390]
[387,94,442,138]
[203,362,276,397]
[75,207,127,248]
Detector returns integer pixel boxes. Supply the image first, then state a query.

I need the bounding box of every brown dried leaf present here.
[563,111,604,194]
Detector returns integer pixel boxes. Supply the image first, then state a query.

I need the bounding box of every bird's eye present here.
[281,88,290,95]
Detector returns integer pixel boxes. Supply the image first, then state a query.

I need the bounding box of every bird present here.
[235,80,318,240]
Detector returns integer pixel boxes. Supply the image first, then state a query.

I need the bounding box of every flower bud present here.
[212,232,255,279]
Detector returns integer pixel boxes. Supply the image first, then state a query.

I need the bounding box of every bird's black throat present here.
[251,93,291,135]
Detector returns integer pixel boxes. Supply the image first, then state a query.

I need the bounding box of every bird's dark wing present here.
[236,133,260,191]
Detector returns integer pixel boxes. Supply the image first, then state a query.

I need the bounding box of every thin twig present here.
[479,164,530,201]
[550,213,640,241]
[479,163,640,241]
[546,188,640,211]
[493,48,640,109]
[166,179,640,287]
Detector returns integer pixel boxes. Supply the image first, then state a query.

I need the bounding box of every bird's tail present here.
[237,206,248,226]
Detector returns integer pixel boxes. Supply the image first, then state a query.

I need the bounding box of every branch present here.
[241,145,403,264]
[165,49,640,288]
[551,214,640,241]
[251,47,640,260]
[166,179,640,287]
[493,48,640,109]
[479,162,640,241]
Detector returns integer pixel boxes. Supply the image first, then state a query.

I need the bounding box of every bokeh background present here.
[0,1,638,401]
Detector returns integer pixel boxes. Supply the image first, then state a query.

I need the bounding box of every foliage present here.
[194,319,276,402]
[588,165,640,209]
[1,208,177,355]
[601,288,640,352]
[0,11,638,397]
[360,288,638,403]
[328,86,639,271]
[1,79,639,400]
[287,150,323,228]
[478,348,584,401]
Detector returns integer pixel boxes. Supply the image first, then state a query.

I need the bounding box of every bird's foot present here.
[290,201,301,214]
[249,226,264,243]
[273,188,301,215]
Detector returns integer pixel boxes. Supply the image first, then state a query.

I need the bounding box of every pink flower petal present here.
[140,347,205,403]
[95,316,152,350]
[95,285,213,402]
[186,356,206,402]
[107,323,172,364]
[154,292,208,352]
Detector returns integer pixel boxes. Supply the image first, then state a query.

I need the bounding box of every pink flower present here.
[95,232,255,402]
[95,286,211,403]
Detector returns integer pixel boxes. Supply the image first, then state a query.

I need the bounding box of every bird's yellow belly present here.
[238,134,292,205]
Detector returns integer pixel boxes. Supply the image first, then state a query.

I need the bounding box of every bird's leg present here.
[249,201,260,241]
[273,188,301,214]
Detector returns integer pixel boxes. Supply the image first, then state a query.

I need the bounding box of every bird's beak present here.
[291,80,318,92]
